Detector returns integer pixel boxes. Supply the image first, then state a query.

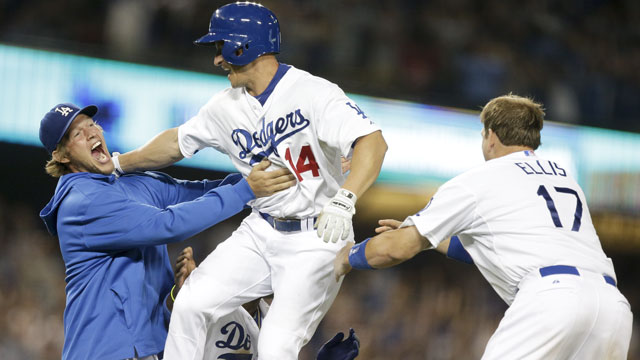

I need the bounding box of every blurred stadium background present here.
[1,0,639,358]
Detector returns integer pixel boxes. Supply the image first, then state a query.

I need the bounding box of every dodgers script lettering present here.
[231,109,310,165]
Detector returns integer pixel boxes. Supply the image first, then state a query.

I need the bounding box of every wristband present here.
[111,152,124,175]
[338,188,357,205]
[170,285,177,302]
[348,237,374,270]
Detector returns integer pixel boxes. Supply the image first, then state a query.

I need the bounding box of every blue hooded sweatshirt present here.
[40,171,253,360]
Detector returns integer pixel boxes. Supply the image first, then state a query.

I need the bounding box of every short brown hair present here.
[481,94,545,150]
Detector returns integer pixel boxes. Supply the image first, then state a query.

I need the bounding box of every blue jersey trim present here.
[254,63,291,106]
[447,236,473,264]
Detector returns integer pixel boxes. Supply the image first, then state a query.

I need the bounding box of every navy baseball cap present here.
[39,103,98,153]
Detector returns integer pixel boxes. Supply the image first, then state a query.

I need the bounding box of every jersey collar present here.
[501,150,537,161]
[253,63,291,106]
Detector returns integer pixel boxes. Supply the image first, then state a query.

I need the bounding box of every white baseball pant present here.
[163,210,348,359]
[482,266,633,359]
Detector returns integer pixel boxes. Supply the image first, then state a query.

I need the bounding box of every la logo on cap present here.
[55,106,74,116]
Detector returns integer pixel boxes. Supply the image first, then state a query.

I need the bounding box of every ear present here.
[487,129,500,147]
[489,129,504,146]
[52,149,71,164]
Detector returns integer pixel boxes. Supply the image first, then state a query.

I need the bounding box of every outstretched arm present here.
[375,219,450,255]
[117,128,184,172]
[333,225,432,280]
[335,219,472,279]
[69,179,254,251]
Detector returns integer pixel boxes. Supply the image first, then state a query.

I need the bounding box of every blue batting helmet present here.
[194,2,281,66]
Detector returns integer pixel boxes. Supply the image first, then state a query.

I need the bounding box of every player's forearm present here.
[436,237,451,255]
[337,226,427,273]
[119,128,184,172]
[341,131,387,198]
[366,227,428,268]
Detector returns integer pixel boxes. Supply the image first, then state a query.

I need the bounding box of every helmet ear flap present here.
[221,40,239,63]
[238,41,251,56]
[223,39,267,66]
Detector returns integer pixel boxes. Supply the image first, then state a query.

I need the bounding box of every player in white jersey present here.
[334,94,633,359]
[113,2,386,359]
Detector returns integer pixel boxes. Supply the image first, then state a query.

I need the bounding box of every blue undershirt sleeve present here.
[447,236,474,264]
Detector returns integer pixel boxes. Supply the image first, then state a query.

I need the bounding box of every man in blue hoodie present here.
[38,103,296,360]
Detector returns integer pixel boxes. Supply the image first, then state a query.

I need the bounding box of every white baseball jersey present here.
[178,65,380,218]
[165,64,370,359]
[203,300,268,360]
[404,150,616,305]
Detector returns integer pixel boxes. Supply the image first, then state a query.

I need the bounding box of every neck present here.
[244,56,279,96]
[493,145,534,159]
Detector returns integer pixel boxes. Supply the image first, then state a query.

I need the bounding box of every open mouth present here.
[91,141,109,163]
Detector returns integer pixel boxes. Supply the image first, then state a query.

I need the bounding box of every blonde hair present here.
[45,141,71,178]
[481,94,545,150]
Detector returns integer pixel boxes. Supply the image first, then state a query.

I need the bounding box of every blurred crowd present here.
[1,196,638,359]
[1,0,639,132]
[1,0,639,358]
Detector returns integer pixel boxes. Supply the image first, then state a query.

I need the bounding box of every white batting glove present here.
[316,188,357,243]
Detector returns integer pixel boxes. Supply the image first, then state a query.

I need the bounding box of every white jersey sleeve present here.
[314,84,381,158]
[178,92,232,158]
[404,178,477,249]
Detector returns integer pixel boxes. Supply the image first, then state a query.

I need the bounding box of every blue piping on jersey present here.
[254,63,291,106]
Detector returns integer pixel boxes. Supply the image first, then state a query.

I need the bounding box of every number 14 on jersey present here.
[284,145,319,181]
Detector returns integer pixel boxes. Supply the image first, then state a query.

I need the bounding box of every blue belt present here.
[259,212,315,232]
[539,265,616,287]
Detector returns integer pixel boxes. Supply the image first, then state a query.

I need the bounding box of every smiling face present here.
[53,114,113,175]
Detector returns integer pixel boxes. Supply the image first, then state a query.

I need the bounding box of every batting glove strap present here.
[333,188,357,214]
[316,188,357,243]
[348,237,374,270]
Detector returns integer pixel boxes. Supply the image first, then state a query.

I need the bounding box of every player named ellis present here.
[335,94,632,359]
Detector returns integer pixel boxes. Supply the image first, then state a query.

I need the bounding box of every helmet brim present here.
[193,32,223,45]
